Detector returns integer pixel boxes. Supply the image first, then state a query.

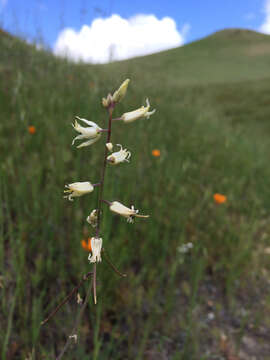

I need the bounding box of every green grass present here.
[1,28,270,359]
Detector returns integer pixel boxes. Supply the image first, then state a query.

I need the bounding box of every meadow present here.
[1,27,270,359]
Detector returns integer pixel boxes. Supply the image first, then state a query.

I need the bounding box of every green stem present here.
[92,103,114,304]
[96,104,114,236]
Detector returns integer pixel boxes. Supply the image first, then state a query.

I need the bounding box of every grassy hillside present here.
[99,28,270,85]
[1,28,270,359]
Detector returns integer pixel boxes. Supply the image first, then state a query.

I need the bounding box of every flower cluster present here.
[64,79,155,302]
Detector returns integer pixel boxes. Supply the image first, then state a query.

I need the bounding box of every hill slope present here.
[100,28,270,86]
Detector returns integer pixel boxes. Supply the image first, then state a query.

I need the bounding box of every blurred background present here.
[1,0,270,359]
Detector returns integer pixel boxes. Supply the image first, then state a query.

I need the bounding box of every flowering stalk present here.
[46,79,155,359]
[89,103,114,304]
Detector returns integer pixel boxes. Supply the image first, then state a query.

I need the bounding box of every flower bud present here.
[102,93,113,108]
[106,142,113,152]
[112,79,130,103]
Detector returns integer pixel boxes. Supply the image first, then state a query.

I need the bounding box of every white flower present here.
[107,144,131,165]
[64,181,94,201]
[109,201,149,223]
[120,98,156,123]
[88,237,102,263]
[72,116,102,148]
[112,79,130,103]
[86,209,98,228]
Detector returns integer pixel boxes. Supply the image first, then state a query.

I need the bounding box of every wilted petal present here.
[88,237,102,263]
[86,209,98,228]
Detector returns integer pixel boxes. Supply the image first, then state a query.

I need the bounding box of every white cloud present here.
[53,14,190,63]
[259,0,270,34]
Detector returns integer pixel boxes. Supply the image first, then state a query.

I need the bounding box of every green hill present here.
[101,27,270,85]
[1,28,270,359]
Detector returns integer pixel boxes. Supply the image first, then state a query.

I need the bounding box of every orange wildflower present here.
[213,193,227,204]
[28,126,36,134]
[152,149,160,157]
[81,237,92,252]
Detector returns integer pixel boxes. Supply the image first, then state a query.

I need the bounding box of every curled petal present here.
[76,135,101,148]
[75,116,101,128]
[72,134,87,145]
[145,109,156,119]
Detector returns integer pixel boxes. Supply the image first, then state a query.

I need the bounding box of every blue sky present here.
[0,0,269,63]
